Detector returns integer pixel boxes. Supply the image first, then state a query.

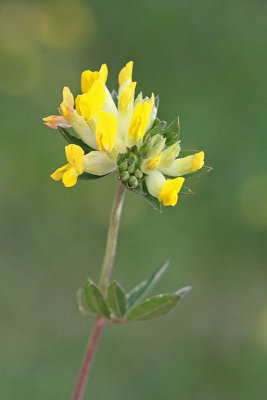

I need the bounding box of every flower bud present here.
[143,134,165,158]
[119,160,128,171]
[128,175,138,188]
[120,171,130,182]
[128,161,136,174]
[134,169,143,179]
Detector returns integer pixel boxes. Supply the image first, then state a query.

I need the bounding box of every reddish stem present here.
[72,317,105,400]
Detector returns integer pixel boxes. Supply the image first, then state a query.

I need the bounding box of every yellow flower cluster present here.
[43,62,206,207]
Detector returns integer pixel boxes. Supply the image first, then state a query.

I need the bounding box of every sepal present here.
[58,126,93,154]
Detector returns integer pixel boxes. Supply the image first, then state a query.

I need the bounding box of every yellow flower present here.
[160,151,205,177]
[145,170,185,206]
[158,177,185,206]
[51,144,84,187]
[43,87,74,129]
[81,64,108,93]
[44,61,209,207]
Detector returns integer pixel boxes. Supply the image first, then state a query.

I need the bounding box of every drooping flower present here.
[43,62,211,210]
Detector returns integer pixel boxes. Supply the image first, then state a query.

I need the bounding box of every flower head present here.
[44,61,211,210]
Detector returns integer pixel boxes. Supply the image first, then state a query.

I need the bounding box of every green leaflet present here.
[127,294,179,321]
[57,126,93,154]
[182,166,213,180]
[107,281,127,318]
[126,280,148,309]
[127,261,170,308]
[84,280,111,319]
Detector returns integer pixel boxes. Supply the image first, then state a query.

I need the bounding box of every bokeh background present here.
[1,0,266,399]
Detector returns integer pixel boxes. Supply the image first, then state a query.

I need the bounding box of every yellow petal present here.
[158,177,185,206]
[62,167,78,187]
[96,111,118,153]
[81,64,108,93]
[118,61,133,85]
[60,87,74,122]
[119,82,137,110]
[128,94,153,141]
[141,154,162,174]
[191,151,204,172]
[99,63,108,84]
[50,164,68,181]
[65,144,84,174]
[76,80,105,121]
[81,70,93,93]
[62,86,74,108]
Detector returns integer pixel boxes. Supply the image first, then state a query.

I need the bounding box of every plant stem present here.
[72,183,126,400]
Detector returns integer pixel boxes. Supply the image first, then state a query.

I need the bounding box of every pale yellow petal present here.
[43,115,71,129]
[145,170,166,198]
[83,151,116,176]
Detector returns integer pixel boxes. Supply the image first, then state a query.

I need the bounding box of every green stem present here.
[72,183,126,400]
[99,183,126,293]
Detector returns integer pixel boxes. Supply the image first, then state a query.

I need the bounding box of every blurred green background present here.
[1,0,266,399]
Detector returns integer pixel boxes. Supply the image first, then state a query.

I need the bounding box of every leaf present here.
[58,126,94,154]
[127,261,170,308]
[127,294,179,321]
[175,286,192,299]
[178,149,199,158]
[129,185,146,196]
[79,172,110,181]
[179,186,195,195]
[76,288,94,318]
[162,117,180,135]
[182,166,213,180]
[107,281,127,318]
[84,280,111,319]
